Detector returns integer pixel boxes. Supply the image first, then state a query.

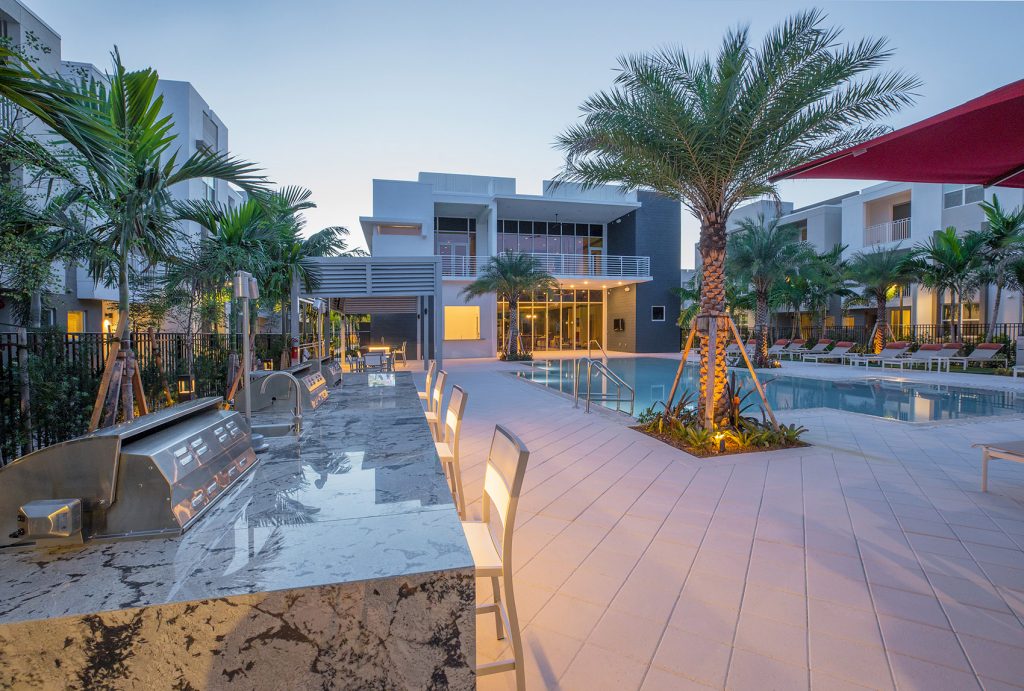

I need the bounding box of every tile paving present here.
[421,356,1024,690]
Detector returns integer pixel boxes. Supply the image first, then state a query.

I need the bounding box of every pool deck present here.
[425,354,1024,690]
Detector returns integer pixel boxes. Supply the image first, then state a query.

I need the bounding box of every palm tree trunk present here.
[754,294,770,368]
[507,300,519,358]
[794,307,803,340]
[874,293,887,353]
[698,216,729,428]
[988,280,1003,341]
[957,288,965,341]
[29,291,42,328]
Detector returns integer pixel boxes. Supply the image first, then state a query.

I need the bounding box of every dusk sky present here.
[29,0,1024,266]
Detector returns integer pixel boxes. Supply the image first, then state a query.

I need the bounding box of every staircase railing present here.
[573,357,634,415]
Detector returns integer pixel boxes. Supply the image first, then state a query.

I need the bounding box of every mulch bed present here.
[632,425,809,458]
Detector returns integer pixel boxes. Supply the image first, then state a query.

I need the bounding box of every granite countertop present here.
[0,372,473,626]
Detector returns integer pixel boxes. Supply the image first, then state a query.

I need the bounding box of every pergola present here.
[292,256,444,369]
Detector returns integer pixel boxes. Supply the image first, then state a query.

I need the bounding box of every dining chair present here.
[394,341,408,368]
[418,360,436,409]
[423,369,447,440]
[462,425,530,690]
[434,385,468,519]
[363,351,387,372]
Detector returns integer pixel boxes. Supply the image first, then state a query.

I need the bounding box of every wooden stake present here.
[100,352,125,429]
[150,327,173,406]
[129,349,149,416]
[89,313,128,432]
[663,319,699,417]
[726,314,780,431]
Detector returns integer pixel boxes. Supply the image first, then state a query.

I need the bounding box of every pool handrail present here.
[573,357,635,415]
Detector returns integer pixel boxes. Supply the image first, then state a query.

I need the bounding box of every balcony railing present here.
[864,218,911,246]
[440,253,651,279]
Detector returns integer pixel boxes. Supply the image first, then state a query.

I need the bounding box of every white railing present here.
[441,253,651,279]
[864,218,911,246]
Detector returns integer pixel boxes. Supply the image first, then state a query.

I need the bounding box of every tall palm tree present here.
[772,273,812,340]
[978,195,1024,337]
[846,246,915,352]
[553,10,918,425]
[677,271,754,333]
[461,251,556,359]
[904,227,987,340]
[727,215,813,366]
[803,244,854,334]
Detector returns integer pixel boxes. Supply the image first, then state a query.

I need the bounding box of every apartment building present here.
[0,0,242,334]
[722,181,1024,333]
[359,172,682,358]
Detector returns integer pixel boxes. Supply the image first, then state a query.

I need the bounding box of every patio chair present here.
[973,441,1024,491]
[795,339,833,360]
[846,341,910,367]
[946,343,1007,370]
[766,339,790,357]
[462,424,530,691]
[418,360,436,409]
[881,343,942,370]
[435,385,468,519]
[1014,365,1024,378]
[423,369,448,440]
[363,351,389,372]
[779,339,807,360]
[393,341,408,368]
[802,341,854,363]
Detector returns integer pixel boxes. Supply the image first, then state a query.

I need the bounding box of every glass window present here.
[943,184,984,209]
[964,185,984,204]
[652,306,666,322]
[444,306,480,340]
[67,311,85,333]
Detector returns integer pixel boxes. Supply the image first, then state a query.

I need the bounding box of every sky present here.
[26,0,1024,267]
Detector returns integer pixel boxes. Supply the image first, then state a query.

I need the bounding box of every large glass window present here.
[435,217,477,273]
[942,184,984,209]
[66,310,85,333]
[497,219,603,257]
[444,306,481,340]
[498,289,603,353]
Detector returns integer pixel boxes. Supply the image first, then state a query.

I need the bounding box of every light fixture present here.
[713,432,726,453]
[262,359,274,371]
[624,286,631,293]
[176,375,195,397]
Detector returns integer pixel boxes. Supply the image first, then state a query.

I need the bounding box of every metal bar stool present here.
[462,424,530,690]
[434,385,468,519]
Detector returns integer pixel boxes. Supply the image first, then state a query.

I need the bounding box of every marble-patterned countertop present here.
[0,372,473,626]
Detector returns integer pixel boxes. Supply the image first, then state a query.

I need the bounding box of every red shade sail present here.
[771,80,1024,188]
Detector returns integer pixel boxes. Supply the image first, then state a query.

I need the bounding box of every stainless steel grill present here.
[244,364,330,414]
[323,358,343,386]
[0,397,257,547]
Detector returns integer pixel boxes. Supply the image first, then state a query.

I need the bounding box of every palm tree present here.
[903,227,987,340]
[677,271,754,334]
[846,246,915,352]
[727,215,813,366]
[553,10,918,425]
[978,195,1024,337]
[461,251,556,359]
[772,273,812,340]
[803,244,854,335]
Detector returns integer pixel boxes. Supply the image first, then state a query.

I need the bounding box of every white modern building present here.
[359,172,682,359]
[0,0,243,333]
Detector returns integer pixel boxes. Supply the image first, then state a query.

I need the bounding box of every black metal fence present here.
[0,330,286,464]
[761,323,1024,348]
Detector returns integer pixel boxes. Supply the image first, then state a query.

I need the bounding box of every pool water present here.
[517,357,1024,422]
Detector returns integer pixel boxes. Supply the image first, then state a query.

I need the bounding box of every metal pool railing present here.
[573,357,634,415]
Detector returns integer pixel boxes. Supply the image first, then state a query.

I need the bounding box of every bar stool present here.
[435,385,468,519]
[462,425,530,690]
[418,360,436,409]
[423,369,447,440]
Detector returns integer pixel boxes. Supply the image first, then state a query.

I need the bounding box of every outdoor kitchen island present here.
[0,371,476,690]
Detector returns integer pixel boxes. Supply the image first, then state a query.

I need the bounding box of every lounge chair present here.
[779,339,807,360]
[846,341,910,367]
[973,441,1024,491]
[1014,366,1024,378]
[802,341,854,363]
[766,339,790,357]
[946,343,1007,370]
[795,339,834,360]
[880,343,944,370]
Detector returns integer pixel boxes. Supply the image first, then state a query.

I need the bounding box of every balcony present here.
[864,218,911,246]
[441,253,651,279]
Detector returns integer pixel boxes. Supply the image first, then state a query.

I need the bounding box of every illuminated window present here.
[842,316,855,328]
[67,311,85,333]
[444,306,480,340]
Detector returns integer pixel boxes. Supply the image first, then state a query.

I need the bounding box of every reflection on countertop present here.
[0,372,471,627]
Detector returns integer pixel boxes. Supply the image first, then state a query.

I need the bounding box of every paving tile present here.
[559,567,625,607]
[809,629,893,690]
[559,641,649,690]
[668,592,739,645]
[652,626,732,688]
[587,608,665,664]
[870,584,950,627]
[808,598,884,647]
[734,611,808,667]
[888,653,982,691]
[640,666,718,690]
[530,592,605,641]
[740,582,808,628]
[876,615,972,671]
[927,572,1012,612]
[681,570,746,610]
[725,648,809,690]
[956,633,1024,687]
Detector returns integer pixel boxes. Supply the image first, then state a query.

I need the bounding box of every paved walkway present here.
[430,356,1024,690]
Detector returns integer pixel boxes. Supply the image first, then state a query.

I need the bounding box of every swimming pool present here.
[517,357,1024,422]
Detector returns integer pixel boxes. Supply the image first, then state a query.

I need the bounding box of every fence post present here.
[16,328,32,456]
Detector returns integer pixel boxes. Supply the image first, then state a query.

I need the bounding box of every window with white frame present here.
[942,184,984,209]
[651,305,666,322]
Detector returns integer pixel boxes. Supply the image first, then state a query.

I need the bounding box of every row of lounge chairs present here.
[727,338,1012,371]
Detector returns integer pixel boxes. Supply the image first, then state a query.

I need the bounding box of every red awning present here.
[771,80,1024,188]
